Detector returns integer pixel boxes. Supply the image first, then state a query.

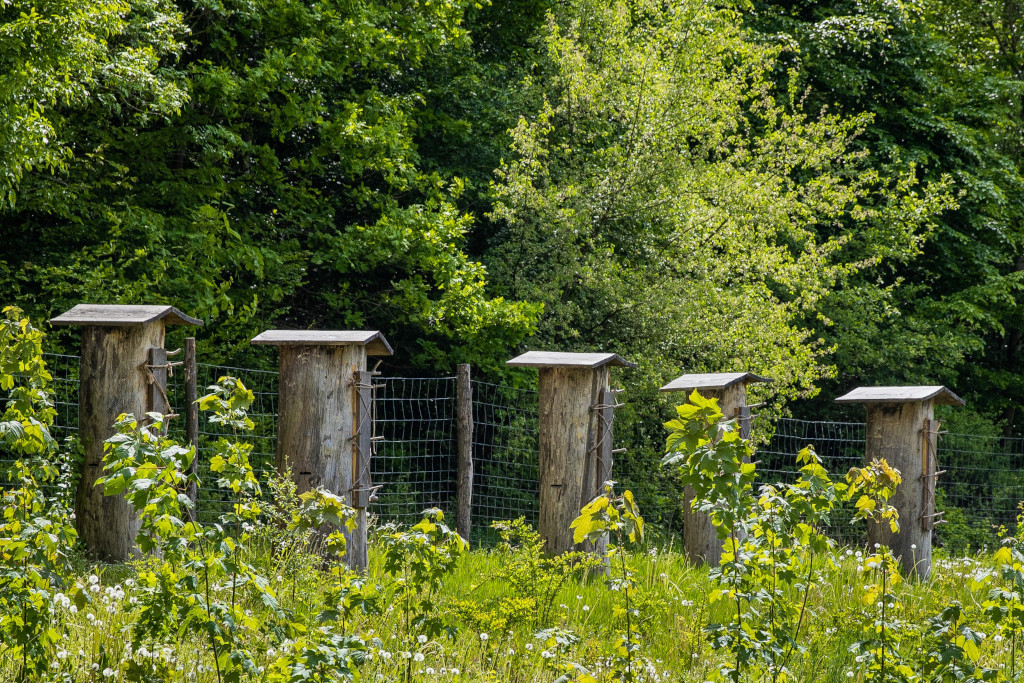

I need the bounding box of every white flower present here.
[417,634,428,644]
[103,668,115,678]
[89,575,99,585]
[479,633,489,642]
[525,644,533,651]
[413,653,425,662]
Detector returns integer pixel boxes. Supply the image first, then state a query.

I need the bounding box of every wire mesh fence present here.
[470,380,540,539]
[4,353,1024,551]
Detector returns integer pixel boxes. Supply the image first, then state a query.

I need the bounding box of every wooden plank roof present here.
[506,351,636,369]
[660,372,772,392]
[835,386,965,406]
[250,330,393,356]
[50,304,202,327]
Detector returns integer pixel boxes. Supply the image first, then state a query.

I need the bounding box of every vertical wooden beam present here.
[184,337,199,516]
[455,363,474,543]
[350,369,374,572]
[538,365,611,555]
[864,401,934,579]
[275,343,373,571]
[146,347,168,419]
[836,385,964,580]
[77,323,165,561]
[681,382,747,567]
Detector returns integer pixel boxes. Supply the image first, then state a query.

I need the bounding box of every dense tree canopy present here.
[3,0,1024,435]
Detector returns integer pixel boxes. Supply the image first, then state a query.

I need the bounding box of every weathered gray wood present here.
[660,372,771,393]
[76,323,165,562]
[863,401,935,579]
[147,347,169,419]
[252,330,393,356]
[537,365,611,555]
[836,386,964,406]
[184,337,199,517]
[276,344,367,569]
[508,351,635,369]
[680,382,747,567]
[455,364,474,543]
[51,304,201,327]
[350,369,374,572]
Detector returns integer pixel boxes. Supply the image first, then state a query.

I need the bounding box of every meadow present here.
[3,308,1024,683]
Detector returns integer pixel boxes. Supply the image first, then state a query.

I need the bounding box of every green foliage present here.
[0,0,187,207]
[0,0,537,372]
[572,482,646,683]
[0,307,80,678]
[455,518,602,633]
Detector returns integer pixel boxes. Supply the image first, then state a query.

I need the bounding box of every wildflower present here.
[414,653,425,662]
[417,634,428,644]
[479,633,489,642]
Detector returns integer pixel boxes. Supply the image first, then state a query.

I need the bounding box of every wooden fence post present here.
[50,304,202,562]
[184,337,199,517]
[251,330,393,572]
[836,386,964,579]
[506,351,635,556]
[456,364,474,543]
[660,372,771,567]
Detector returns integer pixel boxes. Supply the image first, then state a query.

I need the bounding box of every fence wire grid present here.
[3,354,1023,550]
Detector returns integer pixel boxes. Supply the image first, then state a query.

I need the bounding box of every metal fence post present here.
[456,364,474,542]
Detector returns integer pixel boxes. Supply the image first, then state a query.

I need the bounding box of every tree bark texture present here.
[683,383,747,567]
[864,401,934,579]
[76,322,165,562]
[184,337,199,516]
[276,344,366,569]
[537,365,610,555]
[455,364,473,543]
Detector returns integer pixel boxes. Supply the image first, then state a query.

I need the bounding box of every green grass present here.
[8,529,1020,683]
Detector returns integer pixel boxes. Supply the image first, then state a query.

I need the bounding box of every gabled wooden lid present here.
[50,304,202,327]
[506,351,636,369]
[251,330,393,356]
[660,372,772,393]
[835,386,965,406]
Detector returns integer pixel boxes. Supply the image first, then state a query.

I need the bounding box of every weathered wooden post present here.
[50,304,202,562]
[506,351,635,556]
[455,363,474,543]
[660,372,770,566]
[835,386,964,579]
[251,330,393,572]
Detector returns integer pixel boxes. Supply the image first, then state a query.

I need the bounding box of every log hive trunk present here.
[683,383,747,567]
[276,344,366,569]
[865,401,934,579]
[538,365,610,555]
[76,323,165,562]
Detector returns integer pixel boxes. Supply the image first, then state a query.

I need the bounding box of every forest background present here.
[3,0,1024,468]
